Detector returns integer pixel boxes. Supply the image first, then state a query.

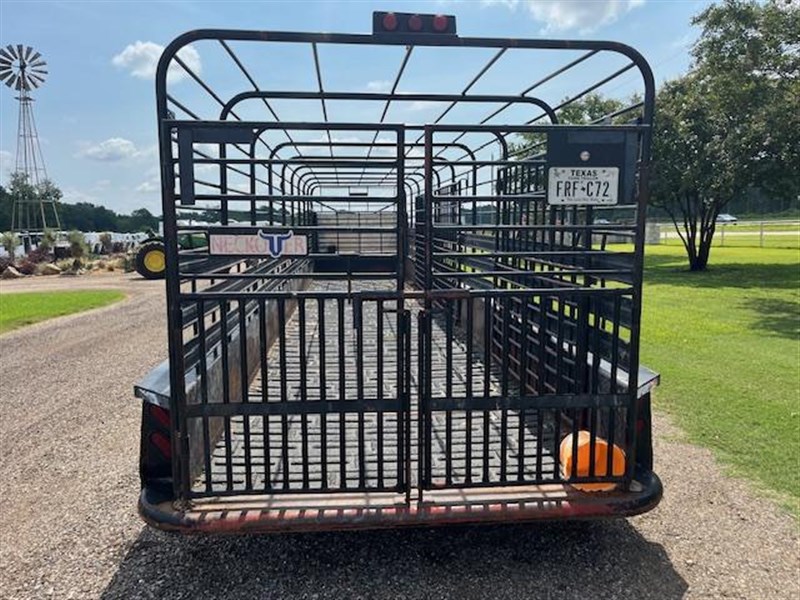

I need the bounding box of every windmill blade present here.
[24,46,34,61]
[4,45,16,60]
[29,51,41,63]
[0,55,11,67]
[31,69,48,78]
[30,59,46,69]
[0,47,13,62]
[29,73,45,87]
[16,45,24,61]
[15,75,25,90]
[0,59,11,71]
[0,70,12,83]
[4,73,17,88]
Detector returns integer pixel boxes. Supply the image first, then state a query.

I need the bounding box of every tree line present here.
[0,177,159,233]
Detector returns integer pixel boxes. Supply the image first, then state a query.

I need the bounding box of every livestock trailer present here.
[135,12,662,533]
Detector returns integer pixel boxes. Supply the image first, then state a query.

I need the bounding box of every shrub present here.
[55,258,76,271]
[99,232,113,254]
[0,256,12,273]
[25,246,51,264]
[67,230,88,259]
[39,229,57,252]
[1,231,19,259]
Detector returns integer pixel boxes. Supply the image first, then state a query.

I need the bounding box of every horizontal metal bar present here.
[431,269,632,278]
[185,158,401,167]
[180,271,399,281]
[185,398,404,418]
[179,286,632,302]
[427,393,629,412]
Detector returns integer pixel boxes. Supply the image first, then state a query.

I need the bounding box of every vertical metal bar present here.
[423,126,434,305]
[519,296,531,481]
[355,298,366,489]
[197,300,212,494]
[535,408,544,482]
[219,300,233,491]
[238,301,252,491]
[337,297,347,488]
[298,298,309,489]
[278,298,289,490]
[403,309,412,502]
[417,310,426,502]
[258,299,271,489]
[162,121,189,500]
[377,300,385,488]
[570,407,580,480]
[445,300,453,486]
[483,298,491,483]
[465,296,473,484]
[555,297,565,394]
[500,296,510,482]
[606,405,617,478]
[318,297,327,489]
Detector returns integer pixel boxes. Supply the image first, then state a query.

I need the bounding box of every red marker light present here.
[382,12,398,31]
[408,14,423,32]
[432,14,448,32]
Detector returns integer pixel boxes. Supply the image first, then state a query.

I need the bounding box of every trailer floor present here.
[196,279,557,495]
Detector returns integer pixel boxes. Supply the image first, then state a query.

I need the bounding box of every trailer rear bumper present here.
[139,471,661,534]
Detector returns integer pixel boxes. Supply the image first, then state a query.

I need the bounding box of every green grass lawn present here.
[641,245,800,514]
[0,290,126,334]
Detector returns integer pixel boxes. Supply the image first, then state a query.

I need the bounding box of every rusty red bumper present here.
[139,471,661,534]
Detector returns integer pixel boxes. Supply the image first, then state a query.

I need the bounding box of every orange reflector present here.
[559,431,625,492]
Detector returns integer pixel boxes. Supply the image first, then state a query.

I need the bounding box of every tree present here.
[651,0,800,270]
[513,93,631,156]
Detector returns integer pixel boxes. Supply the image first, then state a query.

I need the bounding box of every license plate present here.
[547,167,619,205]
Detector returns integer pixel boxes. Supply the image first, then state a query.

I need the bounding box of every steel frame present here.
[152,23,656,513]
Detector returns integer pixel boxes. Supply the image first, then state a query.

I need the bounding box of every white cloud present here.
[0,150,13,175]
[366,80,391,92]
[77,138,155,162]
[136,179,160,193]
[406,100,441,112]
[112,41,201,83]
[483,0,645,33]
[61,188,98,204]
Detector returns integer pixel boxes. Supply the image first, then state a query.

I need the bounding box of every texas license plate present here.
[547,167,619,205]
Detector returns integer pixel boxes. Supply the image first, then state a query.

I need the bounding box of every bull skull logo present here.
[257,230,294,258]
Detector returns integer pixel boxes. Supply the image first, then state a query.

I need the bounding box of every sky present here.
[0,0,711,215]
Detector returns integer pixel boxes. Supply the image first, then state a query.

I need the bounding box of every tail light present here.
[373,11,457,35]
[140,402,173,485]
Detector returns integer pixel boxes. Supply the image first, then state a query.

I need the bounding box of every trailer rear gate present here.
[136,13,662,532]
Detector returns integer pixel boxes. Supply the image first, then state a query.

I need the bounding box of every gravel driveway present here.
[0,272,797,599]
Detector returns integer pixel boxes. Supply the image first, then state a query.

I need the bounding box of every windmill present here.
[0,44,61,233]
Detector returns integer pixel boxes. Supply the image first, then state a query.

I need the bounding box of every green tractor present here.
[134,233,206,279]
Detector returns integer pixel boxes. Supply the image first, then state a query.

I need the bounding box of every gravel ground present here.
[0,272,797,599]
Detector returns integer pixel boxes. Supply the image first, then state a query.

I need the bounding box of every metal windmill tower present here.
[0,44,61,233]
